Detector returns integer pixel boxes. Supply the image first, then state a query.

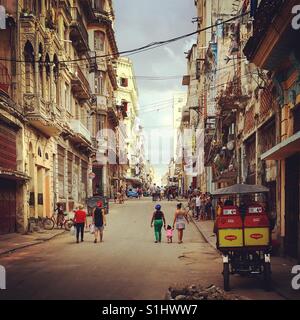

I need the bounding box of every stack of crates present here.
[243,205,270,248]
[216,204,271,251]
[216,206,243,249]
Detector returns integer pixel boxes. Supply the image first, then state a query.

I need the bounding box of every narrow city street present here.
[0,199,283,300]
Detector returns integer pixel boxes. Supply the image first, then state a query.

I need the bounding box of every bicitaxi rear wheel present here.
[223,262,230,291]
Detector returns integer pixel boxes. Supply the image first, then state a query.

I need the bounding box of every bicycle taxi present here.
[211,183,273,291]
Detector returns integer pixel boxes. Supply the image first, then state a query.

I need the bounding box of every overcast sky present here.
[114,0,196,183]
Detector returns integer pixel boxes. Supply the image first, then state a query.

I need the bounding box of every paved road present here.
[0,199,283,300]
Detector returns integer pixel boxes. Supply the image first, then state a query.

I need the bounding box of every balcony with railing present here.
[92,0,112,21]
[243,0,295,70]
[107,59,118,90]
[70,7,89,53]
[23,94,62,137]
[107,98,119,127]
[71,64,91,100]
[70,119,91,145]
[80,0,96,19]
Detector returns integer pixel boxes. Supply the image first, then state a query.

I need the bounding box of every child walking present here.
[166,225,173,243]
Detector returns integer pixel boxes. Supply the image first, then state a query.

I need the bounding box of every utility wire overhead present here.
[0,11,250,64]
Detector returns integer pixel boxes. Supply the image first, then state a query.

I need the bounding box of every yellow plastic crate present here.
[218,229,243,248]
[244,227,270,246]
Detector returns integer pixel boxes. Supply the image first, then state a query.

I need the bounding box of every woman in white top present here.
[172,203,189,244]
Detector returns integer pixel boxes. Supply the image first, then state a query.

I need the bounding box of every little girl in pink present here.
[166,225,173,243]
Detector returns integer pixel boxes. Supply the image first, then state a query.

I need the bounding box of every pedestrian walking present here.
[166,225,173,243]
[150,204,166,243]
[188,194,196,217]
[92,201,106,243]
[119,186,125,203]
[160,187,164,200]
[167,188,171,201]
[55,202,65,228]
[195,193,201,220]
[200,194,206,220]
[172,203,189,244]
[151,184,156,201]
[205,197,213,220]
[74,204,87,243]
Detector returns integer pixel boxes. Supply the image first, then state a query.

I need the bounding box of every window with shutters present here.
[65,82,71,112]
[98,114,106,132]
[0,122,17,171]
[94,31,105,51]
[24,41,35,93]
[95,71,105,95]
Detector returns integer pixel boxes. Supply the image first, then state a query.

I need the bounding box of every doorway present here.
[0,178,16,234]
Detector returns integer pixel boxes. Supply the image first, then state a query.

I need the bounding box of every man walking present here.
[93,201,106,243]
[74,204,87,243]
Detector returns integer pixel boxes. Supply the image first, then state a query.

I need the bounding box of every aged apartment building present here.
[180,0,300,261]
[88,0,120,198]
[115,57,143,188]
[0,0,128,234]
[243,0,300,260]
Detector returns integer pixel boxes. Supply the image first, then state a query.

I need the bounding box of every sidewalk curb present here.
[188,213,219,254]
[0,230,66,256]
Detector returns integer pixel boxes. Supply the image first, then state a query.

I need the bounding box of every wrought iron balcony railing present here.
[70,7,89,53]
[243,0,285,60]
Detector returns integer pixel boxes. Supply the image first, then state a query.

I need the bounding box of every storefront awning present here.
[261,131,300,160]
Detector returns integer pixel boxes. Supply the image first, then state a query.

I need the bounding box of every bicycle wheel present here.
[64,220,73,231]
[43,218,55,230]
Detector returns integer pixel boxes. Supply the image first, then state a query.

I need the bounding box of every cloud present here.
[114,0,196,179]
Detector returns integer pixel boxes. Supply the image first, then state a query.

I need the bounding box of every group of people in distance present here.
[188,189,214,221]
[150,203,189,244]
[150,185,179,202]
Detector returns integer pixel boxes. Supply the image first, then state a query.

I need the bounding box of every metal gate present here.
[0,178,16,234]
[285,154,300,259]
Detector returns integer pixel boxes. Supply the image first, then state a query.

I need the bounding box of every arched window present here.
[94,31,105,51]
[38,147,42,157]
[24,41,35,93]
